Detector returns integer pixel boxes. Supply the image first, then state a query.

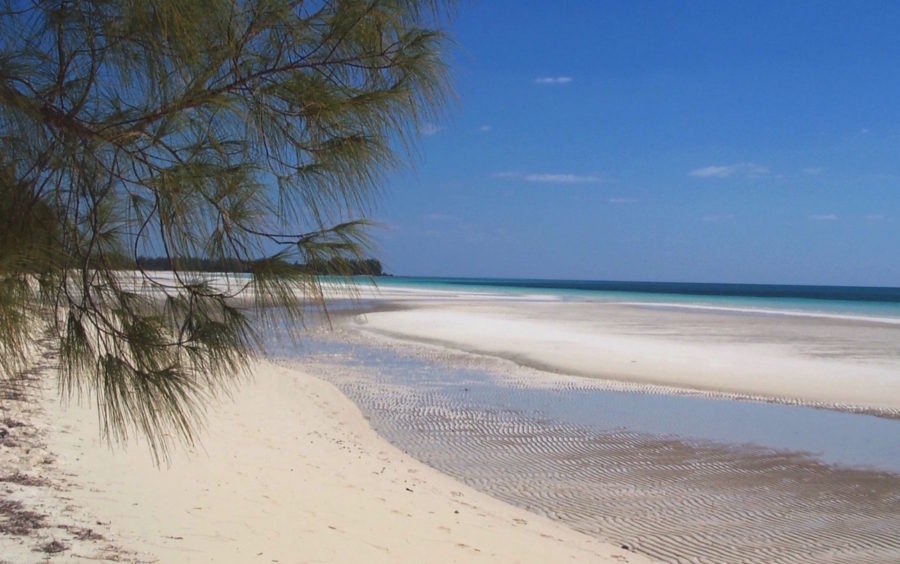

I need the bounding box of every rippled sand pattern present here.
[391,415,900,563]
[280,333,900,564]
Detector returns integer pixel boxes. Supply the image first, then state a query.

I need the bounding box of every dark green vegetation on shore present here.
[135,256,385,276]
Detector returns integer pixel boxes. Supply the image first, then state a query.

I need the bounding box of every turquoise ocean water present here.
[373,276,900,322]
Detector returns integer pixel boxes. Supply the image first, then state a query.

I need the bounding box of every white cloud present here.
[866,214,886,222]
[808,214,838,221]
[534,76,573,85]
[608,197,638,204]
[801,167,825,176]
[477,124,492,133]
[493,171,608,184]
[420,122,442,136]
[689,163,769,178]
[523,173,605,184]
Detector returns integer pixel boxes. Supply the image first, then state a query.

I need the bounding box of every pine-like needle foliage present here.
[0,0,451,460]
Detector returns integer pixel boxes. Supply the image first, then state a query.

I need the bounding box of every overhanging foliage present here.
[0,0,450,460]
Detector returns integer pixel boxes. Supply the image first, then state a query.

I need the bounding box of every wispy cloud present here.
[689,163,769,178]
[493,171,607,184]
[608,197,638,204]
[420,122,442,136]
[534,76,573,85]
[801,167,825,176]
[808,214,838,221]
[477,124,492,133]
[524,173,605,183]
[866,214,886,222]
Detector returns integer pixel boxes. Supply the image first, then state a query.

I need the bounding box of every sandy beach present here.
[3,281,899,562]
[0,343,650,563]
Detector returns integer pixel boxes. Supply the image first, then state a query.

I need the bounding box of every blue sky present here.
[374,1,900,285]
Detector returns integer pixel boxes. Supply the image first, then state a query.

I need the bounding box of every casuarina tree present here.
[0,0,450,459]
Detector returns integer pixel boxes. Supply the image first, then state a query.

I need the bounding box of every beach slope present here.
[28,360,650,563]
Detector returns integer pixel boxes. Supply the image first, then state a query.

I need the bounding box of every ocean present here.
[374,276,900,322]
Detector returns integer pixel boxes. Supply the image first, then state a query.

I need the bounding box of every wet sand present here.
[281,328,900,563]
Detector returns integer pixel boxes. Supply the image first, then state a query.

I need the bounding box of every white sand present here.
[22,360,650,563]
[356,300,900,414]
[10,278,895,561]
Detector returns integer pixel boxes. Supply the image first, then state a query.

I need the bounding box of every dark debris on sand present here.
[0,341,135,561]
